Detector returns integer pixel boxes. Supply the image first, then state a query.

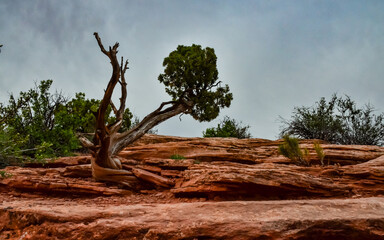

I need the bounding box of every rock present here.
[131,167,174,188]
[0,165,131,196]
[1,197,383,239]
[320,144,384,165]
[1,134,383,239]
[172,162,352,199]
[120,135,384,166]
[62,164,92,178]
[23,156,91,168]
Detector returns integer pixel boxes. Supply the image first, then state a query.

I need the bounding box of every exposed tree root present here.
[91,159,138,188]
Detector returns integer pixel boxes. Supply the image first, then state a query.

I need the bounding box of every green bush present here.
[0,170,12,178]
[170,154,186,160]
[280,94,384,146]
[203,116,251,139]
[0,80,135,167]
[0,127,27,168]
[313,141,326,166]
[278,135,310,166]
[0,80,77,163]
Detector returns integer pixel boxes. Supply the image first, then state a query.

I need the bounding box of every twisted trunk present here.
[79,33,190,187]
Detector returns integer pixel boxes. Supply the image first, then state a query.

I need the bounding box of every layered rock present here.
[1,134,384,239]
[1,197,383,239]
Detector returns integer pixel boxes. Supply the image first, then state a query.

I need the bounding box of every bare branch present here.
[116,56,128,121]
[110,100,118,115]
[109,120,123,134]
[211,80,222,88]
[93,32,109,56]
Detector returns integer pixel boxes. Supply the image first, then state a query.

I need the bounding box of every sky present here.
[0,0,383,140]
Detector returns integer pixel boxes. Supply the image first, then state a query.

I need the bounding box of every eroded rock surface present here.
[1,134,383,239]
[1,197,383,240]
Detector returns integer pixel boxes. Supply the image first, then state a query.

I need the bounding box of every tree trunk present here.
[79,33,190,187]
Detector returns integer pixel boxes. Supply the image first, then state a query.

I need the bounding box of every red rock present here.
[0,166,131,196]
[1,197,383,239]
[120,135,384,165]
[131,167,174,188]
[1,134,384,239]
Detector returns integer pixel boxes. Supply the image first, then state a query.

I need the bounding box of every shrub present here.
[0,80,138,167]
[278,135,310,166]
[313,141,326,166]
[0,80,77,163]
[0,127,26,168]
[0,170,12,178]
[280,94,384,146]
[170,154,186,160]
[203,116,251,139]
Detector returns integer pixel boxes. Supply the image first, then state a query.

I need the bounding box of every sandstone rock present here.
[132,167,174,188]
[24,156,91,168]
[120,135,384,166]
[172,162,352,199]
[1,134,383,239]
[1,197,383,239]
[0,166,130,196]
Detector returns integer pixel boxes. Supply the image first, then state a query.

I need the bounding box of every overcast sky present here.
[1,0,383,140]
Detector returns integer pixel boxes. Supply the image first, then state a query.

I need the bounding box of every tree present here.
[0,80,78,160]
[203,116,251,139]
[79,33,233,186]
[280,94,384,146]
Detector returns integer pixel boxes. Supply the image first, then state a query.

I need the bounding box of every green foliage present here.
[203,116,251,139]
[278,135,309,166]
[0,170,12,178]
[280,94,384,146]
[56,92,134,135]
[0,127,26,168]
[313,141,326,166]
[55,92,100,134]
[0,80,77,163]
[158,44,233,122]
[170,154,186,160]
[0,80,135,167]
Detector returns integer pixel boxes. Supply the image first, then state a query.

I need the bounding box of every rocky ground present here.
[1,135,384,239]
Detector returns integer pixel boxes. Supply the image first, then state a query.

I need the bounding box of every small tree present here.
[203,116,251,139]
[278,135,309,166]
[314,141,326,166]
[79,33,233,185]
[280,94,384,146]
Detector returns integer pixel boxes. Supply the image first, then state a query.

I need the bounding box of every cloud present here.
[1,0,383,140]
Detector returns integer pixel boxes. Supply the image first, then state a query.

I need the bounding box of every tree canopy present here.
[158,44,233,122]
